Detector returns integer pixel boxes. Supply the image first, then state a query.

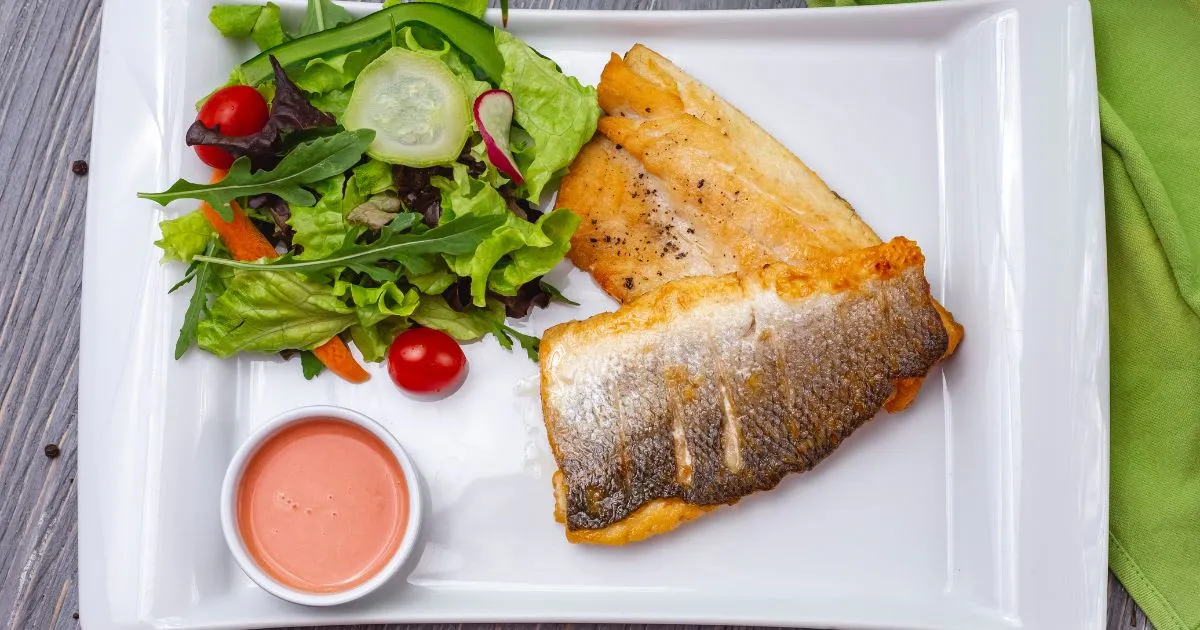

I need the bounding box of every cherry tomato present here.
[387,328,467,394]
[193,85,270,169]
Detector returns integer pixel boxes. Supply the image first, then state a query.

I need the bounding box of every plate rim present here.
[77,1,1108,629]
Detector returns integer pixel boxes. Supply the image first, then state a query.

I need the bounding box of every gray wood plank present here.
[0,0,1151,629]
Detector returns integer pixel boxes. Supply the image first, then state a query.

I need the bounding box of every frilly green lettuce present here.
[496,29,600,202]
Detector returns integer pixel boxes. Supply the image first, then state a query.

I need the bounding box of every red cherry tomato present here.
[193,85,270,169]
[387,328,467,394]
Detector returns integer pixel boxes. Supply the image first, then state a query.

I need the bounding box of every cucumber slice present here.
[343,48,470,167]
[239,3,502,86]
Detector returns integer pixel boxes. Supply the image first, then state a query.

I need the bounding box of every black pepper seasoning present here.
[44,444,61,459]
[71,160,89,176]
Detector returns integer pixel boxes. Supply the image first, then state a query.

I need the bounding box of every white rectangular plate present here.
[79,0,1108,628]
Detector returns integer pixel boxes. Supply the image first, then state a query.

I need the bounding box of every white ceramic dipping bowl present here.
[220,405,423,606]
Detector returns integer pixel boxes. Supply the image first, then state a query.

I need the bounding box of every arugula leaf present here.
[491,323,540,362]
[496,29,600,201]
[300,350,325,379]
[168,264,200,294]
[175,240,218,359]
[156,210,216,263]
[347,261,403,284]
[300,0,355,37]
[539,279,579,306]
[194,213,506,274]
[197,271,359,357]
[139,129,374,221]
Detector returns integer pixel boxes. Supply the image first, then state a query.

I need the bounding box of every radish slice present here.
[473,89,524,185]
[344,49,470,167]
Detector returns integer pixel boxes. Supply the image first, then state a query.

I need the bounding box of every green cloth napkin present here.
[807,1,1200,628]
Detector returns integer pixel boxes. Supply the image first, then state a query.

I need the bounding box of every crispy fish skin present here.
[540,238,949,542]
[555,46,964,412]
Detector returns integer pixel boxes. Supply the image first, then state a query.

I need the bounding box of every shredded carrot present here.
[199,199,278,261]
[311,338,372,384]
[200,168,371,383]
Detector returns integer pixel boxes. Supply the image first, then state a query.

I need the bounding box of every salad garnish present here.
[140,0,599,385]
[342,48,472,166]
[473,89,523,183]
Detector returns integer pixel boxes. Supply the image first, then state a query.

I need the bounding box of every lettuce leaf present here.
[410,295,505,340]
[433,163,508,223]
[347,158,396,203]
[332,277,421,324]
[209,3,287,52]
[196,268,424,358]
[495,29,600,202]
[156,210,216,263]
[488,209,579,296]
[333,274,420,361]
[209,5,260,36]
[288,158,401,261]
[288,176,352,261]
[300,0,354,37]
[309,88,352,118]
[349,317,410,362]
[197,271,359,357]
[290,40,389,95]
[433,165,580,305]
[408,260,458,294]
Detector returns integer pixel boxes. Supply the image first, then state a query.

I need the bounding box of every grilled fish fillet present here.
[556,45,963,412]
[540,238,949,544]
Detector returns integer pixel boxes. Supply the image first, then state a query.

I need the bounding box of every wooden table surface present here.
[0,0,1151,628]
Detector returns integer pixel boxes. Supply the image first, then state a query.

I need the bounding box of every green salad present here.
[140,0,599,382]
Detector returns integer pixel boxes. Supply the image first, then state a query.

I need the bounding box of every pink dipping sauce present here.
[236,417,409,594]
